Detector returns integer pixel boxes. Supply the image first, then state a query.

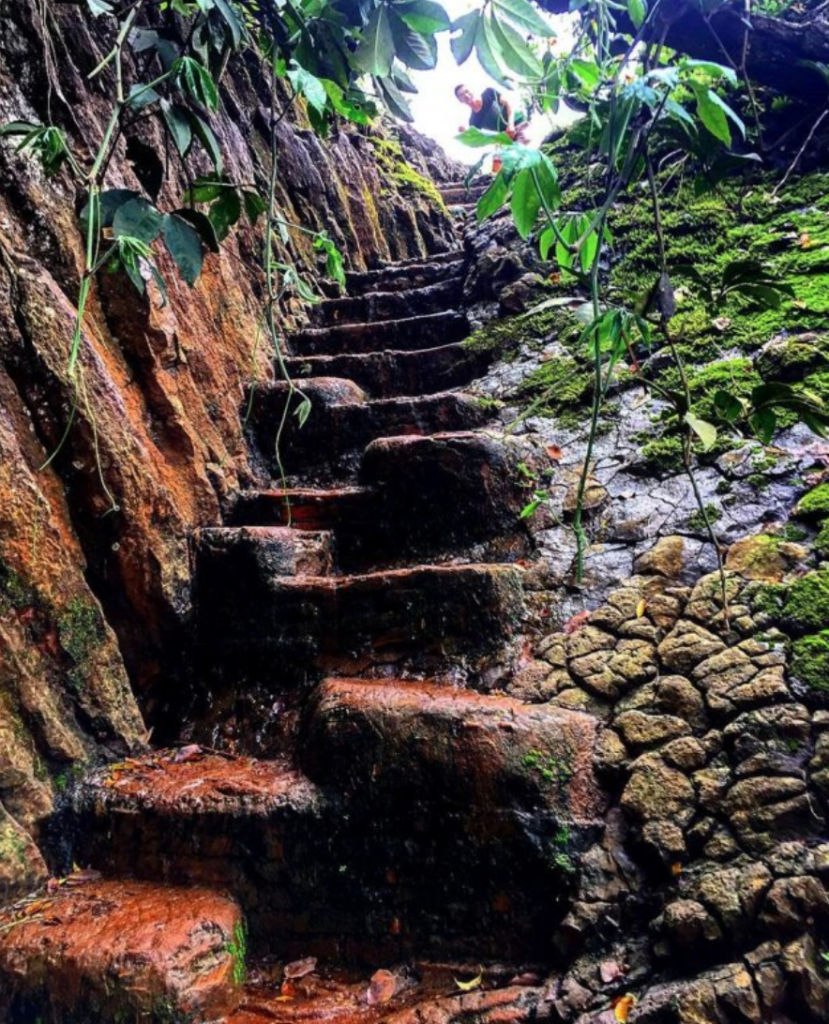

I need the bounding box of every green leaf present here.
[82,189,139,231]
[161,101,193,159]
[186,111,223,172]
[288,65,328,115]
[456,127,515,148]
[477,172,509,221]
[208,187,242,242]
[749,407,777,445]
[627,0,647,29]
[491,0,550,37]
[354,6,396,77]
[713,389,744,423]
[489,11,543,78]
[398,0,451,34]
[477,12,513,88]
[681,58,738,85]
[243,191,267,227]
[173,208,220,253]
[511,169,540,239]
[162,213,204,286]
[375,76,414,121]
[87,0,114,15]
[390,12,438,71]
[213,0,244,48]
[175,56,219,111]
[112,198,163,244]
[685,411,718,451]
[690,82,731,146]
[127,84,160,109]
[450,11,479,65]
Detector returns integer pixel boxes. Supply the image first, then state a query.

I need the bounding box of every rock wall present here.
[0,1,455,900]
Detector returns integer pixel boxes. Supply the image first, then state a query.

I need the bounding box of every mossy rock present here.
[796,483,829,520]
[725,534,807,582]
[791,630,829,693]
[781,567,829,634]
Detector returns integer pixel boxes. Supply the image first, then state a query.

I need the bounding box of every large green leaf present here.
[376,75,414,122]
[390,12,438,71]
[354,6,396,77]
[174,57,219,111]
[208,187,242,242]
[113,198,163,244]
[450,11,479,64]
[288,65,328,115]
[690,82,731,146]
[162,213,204,286]
[398,0,451,35]
[477,173,509,220]
[511,169,541,239]
[186,110,223,173]
[456,126,515,147]
[627,0,647,29]
[492,0,550,37]
[213,0,244,48]
[477,12,513,89]
[161,101,193,159]
[685,411,718,451]
[489,11,543,78]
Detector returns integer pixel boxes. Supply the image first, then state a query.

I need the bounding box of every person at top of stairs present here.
[454,83,530,143]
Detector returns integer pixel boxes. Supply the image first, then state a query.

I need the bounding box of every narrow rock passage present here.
[0,185,605,1023]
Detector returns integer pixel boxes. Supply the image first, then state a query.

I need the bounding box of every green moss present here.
[0,818,28,870]
[225,920,247,986]
[792,631,829,693]
[687,503,722,533]
[57,598,105,688]
[782,567,829,634]
[522,748,573,789]
[781,524,808,543]
[797,484,829,520]
[752,581,786,618]
[816,521,829,558]
[463,306,579,359]
[372,136,447,212]
[0,562,35,611]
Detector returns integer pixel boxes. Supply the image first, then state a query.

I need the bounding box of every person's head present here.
[454,84,476,108]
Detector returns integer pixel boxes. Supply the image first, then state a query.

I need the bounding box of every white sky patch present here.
[407,0,578,164]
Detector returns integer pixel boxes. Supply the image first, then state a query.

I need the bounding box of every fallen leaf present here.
[799,232,812,249]
[173,744,203,763]
[284,957,317,980]
[635,599,646,618]
[367,969,397,1005]
[279,981,297,998]
[564,610,591,635]
[454,968,483,992]
[613,994,636,1022]
[545,445,563,462]
[671,861,683,877]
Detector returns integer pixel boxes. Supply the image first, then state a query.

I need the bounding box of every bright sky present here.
[408,0,577,164]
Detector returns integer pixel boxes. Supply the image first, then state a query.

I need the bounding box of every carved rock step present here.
[377,247,464,270]
[195,526,334,583]
[299,678,608,959]
[286,342,489,399]
[72,755,327,953]
[229,487,374,530]
[439,184,490,203]
[309,277,463,328]
[196,563,525,669]
[247,378,490,477]
[0,878,243,1023]
[290,311,469,356]
[345,260,465,295]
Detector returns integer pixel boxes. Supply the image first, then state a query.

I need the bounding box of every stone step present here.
[246,378,490,478]
[356,432,530,561]
[308,277,463,328]
[299,677,607,959]
[71,753,328,954]
[345,260,465,296]
[196,563,525,670]
[194,526,334,583]
[0,877,244,1022]
[377,248,464,270]
[289,311,469,356]
[440,185,489,203]
[228,487,374,530]
[286,342,489,399]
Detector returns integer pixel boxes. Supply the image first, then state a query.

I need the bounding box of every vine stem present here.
[645,153,730,620]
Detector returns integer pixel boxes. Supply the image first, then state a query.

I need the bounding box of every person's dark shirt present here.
[469,88,507,131]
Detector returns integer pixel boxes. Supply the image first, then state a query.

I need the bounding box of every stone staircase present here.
[0,221,607,1023]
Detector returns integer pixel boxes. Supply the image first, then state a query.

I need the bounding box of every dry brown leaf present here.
[545,445,563,462]
[635,599,646,618]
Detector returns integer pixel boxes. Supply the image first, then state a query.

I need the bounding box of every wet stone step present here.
[71,753,329,953]
[308,277,463,328]
[195,563,525,671]
[299,678,608,960]
[344,260,465,296]
[377,247,464,270]
[0,877,244,1023]
[228,487,375,531]
[286,342,489,399]
[289,311,469,356]
[195,526,334,582]
[246,378,491,478]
